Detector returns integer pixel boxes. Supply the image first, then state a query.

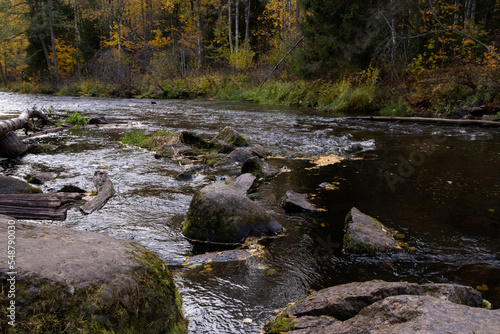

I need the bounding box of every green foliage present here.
[380,99,409,117]
[120,130,154,149]
[64,111,89,126]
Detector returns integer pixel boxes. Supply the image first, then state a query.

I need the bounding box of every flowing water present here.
[1,92,499,333]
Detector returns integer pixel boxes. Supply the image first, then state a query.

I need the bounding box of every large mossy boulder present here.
[265,280,497,334]
[343,207,406,254]
[182,183,283,244]
[0,175,42,194]
[0,215,187,334]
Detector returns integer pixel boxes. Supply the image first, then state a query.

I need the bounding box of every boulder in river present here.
[343,207,407,254]
[0,175,42,194]
[228,147,253,163]
[211,126,249,147]
[281,190,323,213]
[265,280,496,334]
[0,132,27,158]
[241,156,280,179]
[182,183,283,244]
[0,215,187,333]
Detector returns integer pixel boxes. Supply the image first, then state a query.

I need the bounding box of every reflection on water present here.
[1,92,499,333]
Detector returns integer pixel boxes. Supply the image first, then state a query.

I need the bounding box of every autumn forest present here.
[1,0,500,115]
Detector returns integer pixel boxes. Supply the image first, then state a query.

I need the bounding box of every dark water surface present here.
[1,92,499,333]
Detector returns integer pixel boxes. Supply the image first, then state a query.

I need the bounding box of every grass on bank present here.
[3,63,499,118]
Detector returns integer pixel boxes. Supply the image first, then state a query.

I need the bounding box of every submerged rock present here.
[0,175,42,194]
[265,280,494,334]
[176,164,210,181]
[281,190,322,213]
[0,215,187,333]
[343,207,406,254]
[27,172,59,185]
[182,183,283,244]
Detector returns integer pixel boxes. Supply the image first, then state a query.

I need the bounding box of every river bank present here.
[2,66,500,120]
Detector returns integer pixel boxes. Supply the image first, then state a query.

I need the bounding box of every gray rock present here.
[211,126,249,147]
[332,295,500,333]
[288,280,425,320]
[266,280,490,334]
[155,142,193,158]
[0,132,27,158]
[0,175,42,194]
[59,185,86,193]
[27,172,59,185]
[179,131,214,149]
[282,190,322,213]
[250,144,268,158]
[228,147,253,163]
[343,207,405,254]
[182,183,283,244]
[0,215,187,333]
[88,116,109,124]
[241,156,280,179]
[231,173,256,194]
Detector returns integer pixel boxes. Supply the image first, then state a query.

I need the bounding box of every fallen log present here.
[80,171,115,215]
[349,116,500,127]
[0,192,82,220]
[0,107,50,158]
[0,107,50,139]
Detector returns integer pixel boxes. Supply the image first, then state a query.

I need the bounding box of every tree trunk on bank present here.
[228,0,233,56]
[47,0,60,87]
[73,0,82,81]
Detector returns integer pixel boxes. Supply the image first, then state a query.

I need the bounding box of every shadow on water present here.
[1,92,499,333]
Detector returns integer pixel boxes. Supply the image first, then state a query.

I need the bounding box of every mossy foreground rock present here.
[0,215,187,333]
[343,207,406,254]
[266,280,499,333]
[0,176,42,194]
[182,183,283,244]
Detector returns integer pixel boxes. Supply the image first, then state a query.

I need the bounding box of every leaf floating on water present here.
[489,209,495,213]
[318,181,340,191]
[476,284,489,291]
[306,155,344,169]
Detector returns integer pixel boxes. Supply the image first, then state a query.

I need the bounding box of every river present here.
[1,92,499,333]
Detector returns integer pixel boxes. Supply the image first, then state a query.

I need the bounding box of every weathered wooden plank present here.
[0,193,82,208]
[0,205,67,220]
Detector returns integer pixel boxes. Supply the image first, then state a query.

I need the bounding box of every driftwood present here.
[0,192,82,220]
[80,171,115,215]
[0,107,50,139]
[350,116,500,127]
